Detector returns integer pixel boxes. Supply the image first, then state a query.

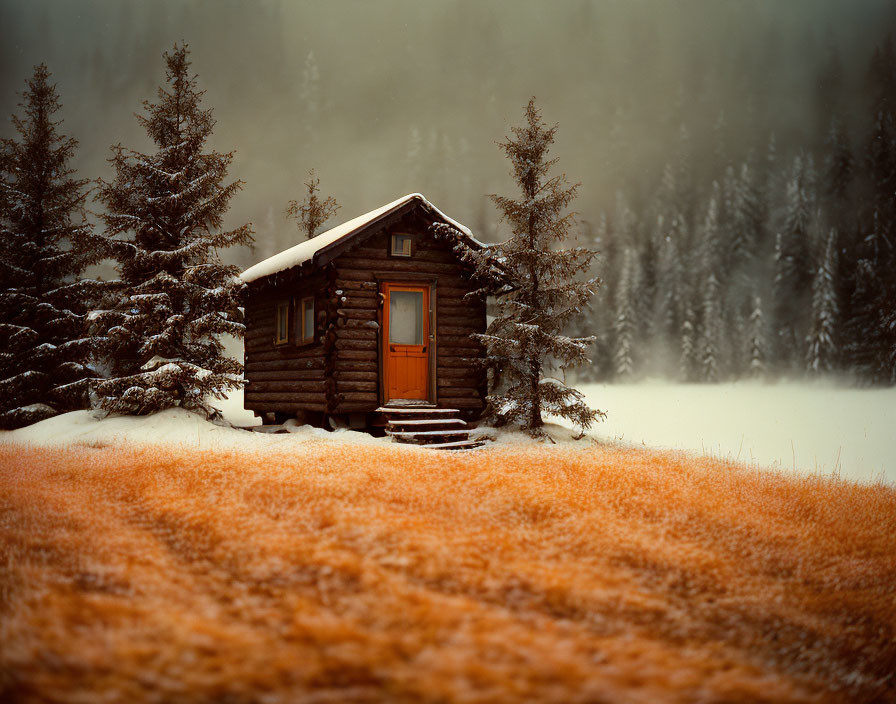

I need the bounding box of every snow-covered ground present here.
[216,380,896,483]
[1,406,385,453]
[3,379,893,486]
[575,381,896,485]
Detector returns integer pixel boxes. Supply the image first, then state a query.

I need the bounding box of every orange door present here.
[383,283,429,401]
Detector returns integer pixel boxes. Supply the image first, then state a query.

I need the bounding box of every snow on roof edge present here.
[241,193,479,284]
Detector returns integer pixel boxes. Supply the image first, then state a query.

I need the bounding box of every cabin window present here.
[391,233,413,257]
[297,296,315,345]
[275,301,290,345]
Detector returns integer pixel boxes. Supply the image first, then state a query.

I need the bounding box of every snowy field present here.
[576,381,896,485]
[215,367,895,483]
[214,378,896,484]
[3,375,893,486]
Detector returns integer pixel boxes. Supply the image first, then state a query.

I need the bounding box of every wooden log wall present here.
[243,267,329,415]
[331,212,487,415]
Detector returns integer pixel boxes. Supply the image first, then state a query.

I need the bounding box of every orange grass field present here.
[1,440,895,703]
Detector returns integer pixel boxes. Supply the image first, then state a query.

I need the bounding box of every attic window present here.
[297,296,315,345]
[391,233,412,257]
[275,301,290,345]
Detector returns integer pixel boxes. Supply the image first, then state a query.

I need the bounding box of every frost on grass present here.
[1,440,894,703]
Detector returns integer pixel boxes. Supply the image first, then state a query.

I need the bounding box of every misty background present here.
[3,0,896,382]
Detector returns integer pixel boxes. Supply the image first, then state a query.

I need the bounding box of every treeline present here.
[575,35,896,386]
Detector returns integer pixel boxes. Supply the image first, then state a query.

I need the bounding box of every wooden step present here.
[382,399,434,407]
[385,429,471,439]
[376,406,460,415]
[386,418,467,427]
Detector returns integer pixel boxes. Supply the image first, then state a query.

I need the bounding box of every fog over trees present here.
[3,0,896,384]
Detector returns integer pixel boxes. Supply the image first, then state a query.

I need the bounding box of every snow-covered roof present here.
[241,193,479,284]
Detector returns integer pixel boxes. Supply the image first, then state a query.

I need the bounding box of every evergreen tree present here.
[748,294,766,377]
[806,228,839,375]
[694,192,724,381]
[638,222,660,357]
[88,44,253,417]
[455,99,603,435]
[699,187,723,274]
[614,247,636,380]
[729,162,763,278]
[773,154,815,369]
[0,65,100,428]
[698,271,721,382]
[285,169,340,239]
[654,223,683,351]
[723,161,765,374]
[679,307,697,382]
[761,131,782,247]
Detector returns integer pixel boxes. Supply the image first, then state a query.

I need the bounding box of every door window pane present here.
[389,290,423,344]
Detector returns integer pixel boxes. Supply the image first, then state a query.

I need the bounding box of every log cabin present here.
[240,193,489,431]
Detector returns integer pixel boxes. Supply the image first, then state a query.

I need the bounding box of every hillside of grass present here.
[1,440,895,703]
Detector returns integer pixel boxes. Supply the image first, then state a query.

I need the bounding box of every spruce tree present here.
[0,65,99,429]
[729,162,762,279]
[679,308,697,382]
[614,247,636,380]
[694,192,724,382]
[806,228,839,375]
[285,169,340,239]
[450,99,603,436]
[698,271,721,382]
[655,223,683,357]
[88,44,252,417]
[773,155,815,369]
[748,294,766,378]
